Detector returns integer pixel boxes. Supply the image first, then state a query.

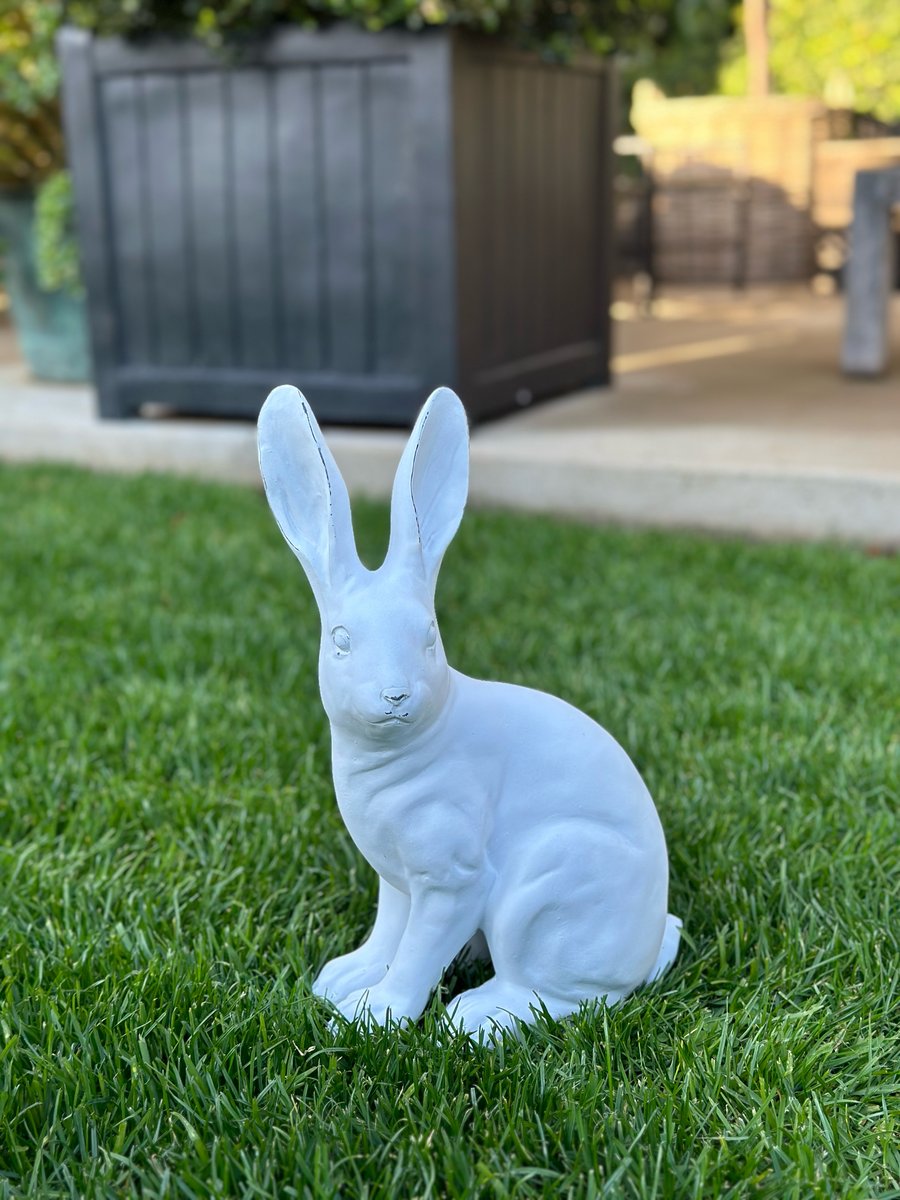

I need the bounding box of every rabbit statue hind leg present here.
[646,912,683,982]
[447,811,682,1040]
[448,913,683,1039]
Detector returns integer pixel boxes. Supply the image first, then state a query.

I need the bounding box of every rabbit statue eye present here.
[331,626,351,656]
[425,621,437,649]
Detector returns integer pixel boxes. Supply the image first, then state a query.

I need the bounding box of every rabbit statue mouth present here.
[347,709,420,738]
[257,384,681,1042]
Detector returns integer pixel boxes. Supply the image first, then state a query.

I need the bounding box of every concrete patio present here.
[2,286,898,545]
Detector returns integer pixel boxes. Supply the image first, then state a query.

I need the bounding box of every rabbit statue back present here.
[257,384,681,1039]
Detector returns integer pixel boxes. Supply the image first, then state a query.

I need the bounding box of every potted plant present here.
[59,0,622,423]
[0,1,90,381]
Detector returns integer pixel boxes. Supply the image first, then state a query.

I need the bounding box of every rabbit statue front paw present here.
[313,876,411,1005]
[333,983,418,1028]
[313,950,390,1006]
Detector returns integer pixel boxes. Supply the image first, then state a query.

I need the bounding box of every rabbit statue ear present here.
[386,387,469,588]
[257,385,360,602]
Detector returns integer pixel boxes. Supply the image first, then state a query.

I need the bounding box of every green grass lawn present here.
[0,464,897,1199]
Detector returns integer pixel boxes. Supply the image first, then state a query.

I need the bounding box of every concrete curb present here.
[2,380,897,546]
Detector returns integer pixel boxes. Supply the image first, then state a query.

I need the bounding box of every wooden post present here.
[744,0,770,98]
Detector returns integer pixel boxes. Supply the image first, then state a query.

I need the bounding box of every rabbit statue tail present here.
[646,913,682,983]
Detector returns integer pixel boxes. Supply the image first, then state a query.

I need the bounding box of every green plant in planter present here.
[33,169,82,298]
[64,0,714,74]
[0,0,89,379]
[0,0,65,188]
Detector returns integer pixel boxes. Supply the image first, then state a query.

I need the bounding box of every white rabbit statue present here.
[257,384,681,1039]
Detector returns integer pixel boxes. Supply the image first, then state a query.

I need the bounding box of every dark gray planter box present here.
[59,24,614,425]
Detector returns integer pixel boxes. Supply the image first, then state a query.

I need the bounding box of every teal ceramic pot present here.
[0,190,91,382]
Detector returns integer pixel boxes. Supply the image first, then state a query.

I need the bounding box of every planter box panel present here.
[63,26,445,419]
[273,67,325,370]
[103,70,212,368]
[142,72,194,367]
[321,65,373,375]
[231,69,280,369]
[102,74,154,365]
[185,71,234,368]
[369,61,416,377]
[454,47,612,413]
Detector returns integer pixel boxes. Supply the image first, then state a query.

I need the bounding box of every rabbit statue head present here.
[258,385,466,744]
[258,384,680,1041]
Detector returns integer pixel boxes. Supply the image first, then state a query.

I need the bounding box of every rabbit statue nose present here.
[381,687,410,706]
